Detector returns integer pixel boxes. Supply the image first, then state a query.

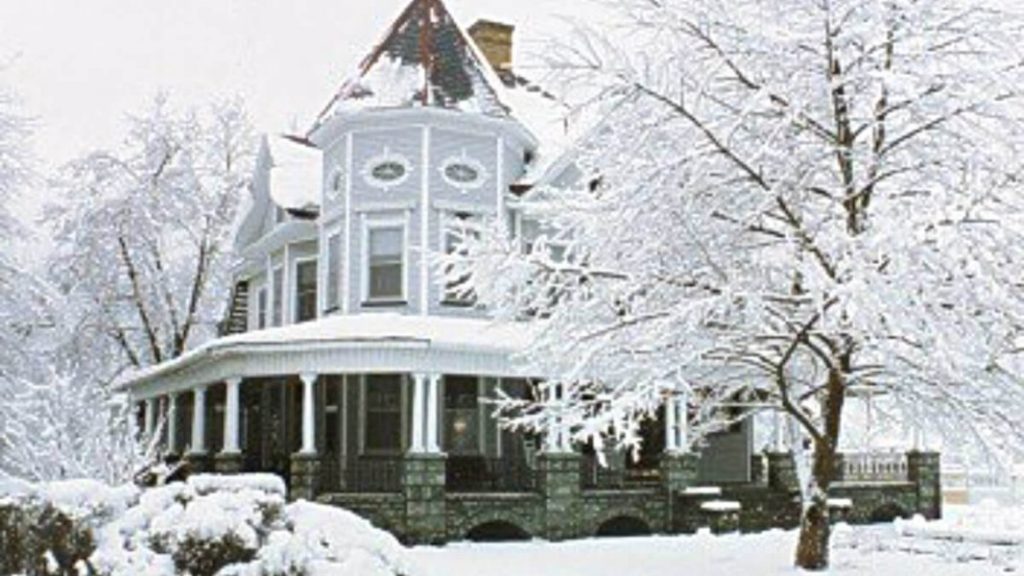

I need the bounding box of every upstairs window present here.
[366,225,404,302]
[256,287,268,330]
[294,260,318,323]
[442,213,479,306]
[364,374,403,453]
[439,153,487,192]
[271,267,284,326]
[325,231,342,313]
[362,148,412,190]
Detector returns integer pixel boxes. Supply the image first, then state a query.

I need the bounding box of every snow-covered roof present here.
[266,135,322,212]
[312,0,511,128]
[119,313,535,392]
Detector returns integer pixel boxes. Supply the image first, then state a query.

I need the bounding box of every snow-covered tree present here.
[0,67,62,478]
[0,67,50,387]
[48,94,255,376]
[448,0,1024,569]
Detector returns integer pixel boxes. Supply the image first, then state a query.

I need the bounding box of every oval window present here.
[371,161,407,182]
[444,163,480,184]
[362,149,412,189]
[440,155,487,190]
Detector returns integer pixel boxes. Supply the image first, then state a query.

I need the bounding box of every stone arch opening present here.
[465,520,532,542]
[870,503,909,523]
[595,515,652,537]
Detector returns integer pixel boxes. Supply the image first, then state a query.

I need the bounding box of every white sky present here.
[0,0,571,168]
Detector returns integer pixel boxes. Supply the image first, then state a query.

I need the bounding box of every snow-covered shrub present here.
[0,479,138,575]
[93,474,287,576]
[2,474,413,575]
[220,501,412,576]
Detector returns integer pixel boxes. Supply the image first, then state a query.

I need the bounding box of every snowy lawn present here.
[410,507,1023,576]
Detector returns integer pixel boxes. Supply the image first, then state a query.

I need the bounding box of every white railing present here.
[838,452,909,482]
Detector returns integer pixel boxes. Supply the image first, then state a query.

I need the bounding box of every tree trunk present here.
[794,363,847,570]
[794,472,833,570]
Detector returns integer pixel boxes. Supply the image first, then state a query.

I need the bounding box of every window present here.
[439,154,487,191]
[294,260,317,323]
[362,148,412,189]
[442,213,478,306]
[444,376,480,455]
[257,287,268,330]
[366,225,404,302]
[364,375,403,453]
[325,231,342,312]
[327,169,345,202]
[271,267,284,326]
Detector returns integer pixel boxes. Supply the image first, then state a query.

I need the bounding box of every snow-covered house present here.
[122,0,941,544]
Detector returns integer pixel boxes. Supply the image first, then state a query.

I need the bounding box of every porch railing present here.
[580,454,661,490]
[446,456,536,493]
[835,452,908,483]
[343,457,403,493]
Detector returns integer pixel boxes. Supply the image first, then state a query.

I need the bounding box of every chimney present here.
[468,19,515,74]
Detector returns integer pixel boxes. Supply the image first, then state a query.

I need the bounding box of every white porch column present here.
[557,383,572,452]
[676,392,689,452]
[222,378,242,454]
[299,373,317,455]
[426,373,441,453]
[410,373,426,453]
[191,385,208,454]
[912,401,923,451]
[167,393,179,454]
[144,398,156,438]
[543,385,557,452]
[665,393,678,453]
[773,410,787,452]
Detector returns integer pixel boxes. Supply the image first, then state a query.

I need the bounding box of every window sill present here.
[362,299,407,308]
[440,299,478,309]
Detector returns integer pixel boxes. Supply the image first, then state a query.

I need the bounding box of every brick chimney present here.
[468,19,515,73]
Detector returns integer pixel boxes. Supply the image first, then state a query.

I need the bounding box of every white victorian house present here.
[121,0,940,545]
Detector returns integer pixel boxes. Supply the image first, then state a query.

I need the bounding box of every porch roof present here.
[120,313,537,399]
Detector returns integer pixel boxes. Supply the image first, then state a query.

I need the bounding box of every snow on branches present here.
[447,0,1024,568]
[47,94,255,372]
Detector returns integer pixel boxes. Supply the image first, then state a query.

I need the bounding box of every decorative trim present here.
[361,147,412,190]
[352,199,418,213]
[420,127,431,316]
[343,132,353,314]
[431,199,496,215]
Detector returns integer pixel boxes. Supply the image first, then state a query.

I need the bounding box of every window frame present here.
[292,256,319,324]
[438,211,480,307]
[271,266,284,327]
[442,375,485,455]
[255,285,268,330]
[359,374,407,455]
[324,225,343,314]
[361,217,408,305]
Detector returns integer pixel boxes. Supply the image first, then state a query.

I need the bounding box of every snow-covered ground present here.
[410,506,1023,576]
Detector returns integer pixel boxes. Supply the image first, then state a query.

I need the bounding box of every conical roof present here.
[313,0,509,128]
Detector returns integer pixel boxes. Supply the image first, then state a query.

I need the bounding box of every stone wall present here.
[580,489,668,536]
[446,493,544,540]
[298,450,942,545]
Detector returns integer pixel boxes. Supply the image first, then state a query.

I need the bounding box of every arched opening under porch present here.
[594,515,653,538]
[465,520,532,542]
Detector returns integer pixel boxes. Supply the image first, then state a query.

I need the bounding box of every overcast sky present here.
[0,0,571,168]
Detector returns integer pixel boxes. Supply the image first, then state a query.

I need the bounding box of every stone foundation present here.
[213,452,244,475]
[538,452,582,541]
[290,453,322,502]
[276,449,942,545]
[403,454,447,545]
